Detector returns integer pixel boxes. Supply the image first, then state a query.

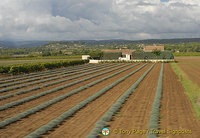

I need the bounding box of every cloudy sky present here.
[0,0,200,41]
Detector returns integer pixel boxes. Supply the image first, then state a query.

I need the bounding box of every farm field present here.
[0,58,81,66]
[175,56,200,87]
[0,62,199,138]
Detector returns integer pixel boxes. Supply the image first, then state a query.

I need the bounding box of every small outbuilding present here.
[82,55,90,60]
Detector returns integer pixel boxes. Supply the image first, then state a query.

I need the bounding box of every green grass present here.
[170,63,200,119]
[174,52,200,56]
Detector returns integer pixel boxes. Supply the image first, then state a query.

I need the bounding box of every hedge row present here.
[0,63,123,110]
[132,51,174,59]
[0,59,89,74]
[24,63,145,138]
[0,63,134,128]
[102,52,122,60]
[148,63,164,138]
[87,64,155,138]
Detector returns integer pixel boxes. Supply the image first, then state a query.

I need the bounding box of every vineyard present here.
[0,63,200,138]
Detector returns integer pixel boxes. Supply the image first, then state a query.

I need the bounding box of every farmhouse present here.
[144,46,164,52]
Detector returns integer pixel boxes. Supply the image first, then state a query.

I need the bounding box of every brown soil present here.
[159,64,200,138]
[0,64,150,137]
[0,64,132,121]
[107,63,161,138]
[175,56,200,87]
[44,64,153,138]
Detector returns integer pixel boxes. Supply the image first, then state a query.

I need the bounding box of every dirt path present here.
[159,64,200,138]
[44,64,153,138]
[0,64,132,121]
[0,64,147,137]
[106,64,161,138]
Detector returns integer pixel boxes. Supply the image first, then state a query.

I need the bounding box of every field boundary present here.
[89,59,175,63]
[170,63,200,119]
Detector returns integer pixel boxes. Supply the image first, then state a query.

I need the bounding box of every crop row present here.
[0,63,90,83]
[23,64,147,138]
[87,64,155,138]
[147,63,163,138]
[0,63,97,86]
[14,63,121,95]
[0,63,140,128]
[0,63,129,110]
[0,64,120,101]
[0,63,115,93]
[0,63,121,100]
[0,59,89,74]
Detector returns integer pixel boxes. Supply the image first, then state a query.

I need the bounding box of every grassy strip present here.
[24,64,146,138]
[0,64,139,129]
[87,64,155,138]
[174,52,200,56]
[170,63,200,119]
[0,59,88,74]
[147,63,163,138]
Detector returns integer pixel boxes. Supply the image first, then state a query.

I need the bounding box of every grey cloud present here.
[0,0,200,40]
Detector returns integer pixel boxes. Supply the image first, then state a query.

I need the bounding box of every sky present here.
[0,0,200,41]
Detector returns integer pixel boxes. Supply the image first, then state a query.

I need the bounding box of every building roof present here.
[102,49,135,55]
[144,46,164,52]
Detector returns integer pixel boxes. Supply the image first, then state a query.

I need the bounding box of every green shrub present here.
[102,52,122,60]
[0,59,88,74]
[132,51,174,59]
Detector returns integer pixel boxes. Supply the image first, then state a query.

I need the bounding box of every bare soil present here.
[159,64,200,138]
[0,64,150,137]
[175,56,200,87]
[107,64,161,138]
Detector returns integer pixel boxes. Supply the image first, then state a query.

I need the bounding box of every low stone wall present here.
[89,59,175,63]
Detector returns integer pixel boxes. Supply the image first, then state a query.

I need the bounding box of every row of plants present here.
[0,59,89,74]
[23,64,146,137]
[87,64,155,138]
[0,63,103,88]
[148,63,164,138]
[0,64,113,100]
[0,63,126,110]
[0,63,136,128]
[0,62,88,82]
[13,63,118,96]
[0,63,119,100]
[40,63,117,87]
[0,63,90,84]
[173,52,200,56]
[0,63,109,93]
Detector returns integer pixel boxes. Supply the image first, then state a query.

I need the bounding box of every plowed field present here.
[0,62,199,138]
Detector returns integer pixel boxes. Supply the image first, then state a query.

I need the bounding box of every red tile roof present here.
[102,49,135,55]
[144,46,164,52]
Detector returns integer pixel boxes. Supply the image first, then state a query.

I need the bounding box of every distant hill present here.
[0,38,200,48]
[0,41,49,48]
